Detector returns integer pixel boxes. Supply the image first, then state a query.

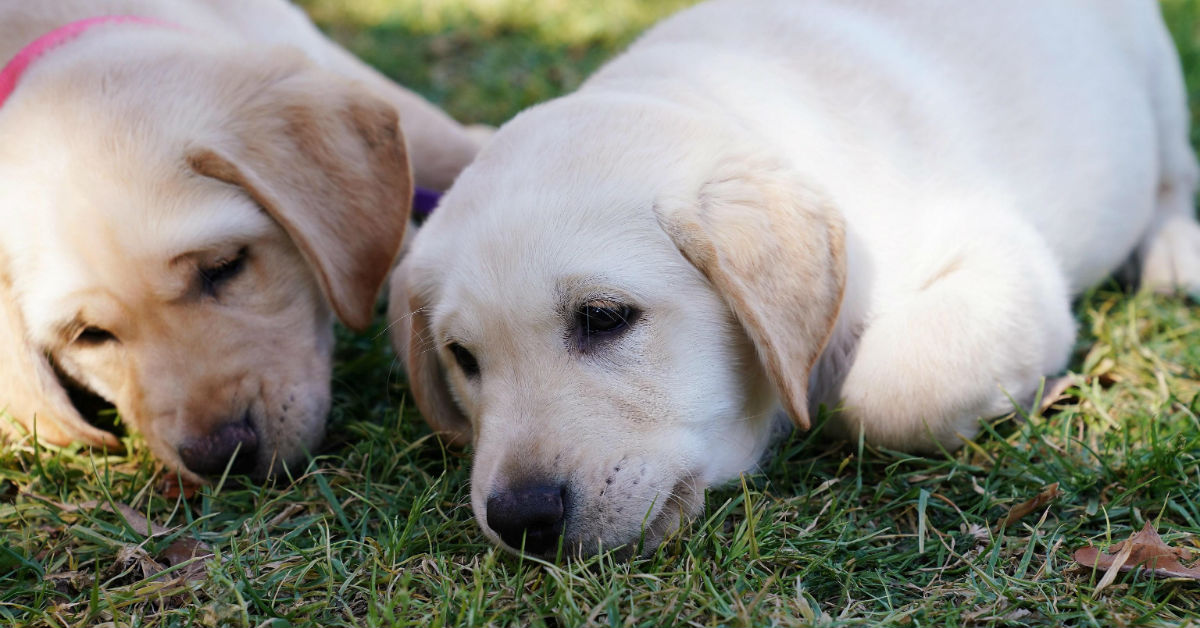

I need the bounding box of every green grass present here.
[4,1,1200,626]
[299,0,694,125]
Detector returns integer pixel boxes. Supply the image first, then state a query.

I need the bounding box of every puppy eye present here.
[75,326,117,346]
[448,342,480,377]
[200,247,248,296]
[576,301,637,336]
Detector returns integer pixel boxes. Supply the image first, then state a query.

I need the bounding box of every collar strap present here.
[0,16,178,108]
[412,186,443,223]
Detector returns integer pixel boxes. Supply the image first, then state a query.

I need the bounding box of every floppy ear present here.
[0,263,121,449]
[187,66,412,332]
[655,160,847,430]
[387,262,472,446]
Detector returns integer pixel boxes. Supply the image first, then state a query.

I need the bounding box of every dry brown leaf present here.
[1092,533,1137,593]
[107,538,216,583]
[1037,376,1079,414]
[158,537,214,582]
[159,472,203,499]
[160,537,212,565]
[267,502,306,530]
[99,501,170,536]
[81,500,168,536]
[1074,522,1200,593]
[25,494,172,537]
[114,544,167,580]
[996,482,1060,528]
[27,493,214,582]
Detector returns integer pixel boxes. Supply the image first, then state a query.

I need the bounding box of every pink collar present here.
[0,16,176,108]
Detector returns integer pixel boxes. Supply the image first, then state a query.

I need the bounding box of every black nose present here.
[177,418,259,477]
[486,484,567,554]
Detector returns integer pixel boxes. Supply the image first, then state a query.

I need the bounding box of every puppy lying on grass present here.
[0,0,483,483]
[392,0,1200,558]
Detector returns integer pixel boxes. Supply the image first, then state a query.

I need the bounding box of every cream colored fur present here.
[393,0,1200,556]
[0,0,482,482]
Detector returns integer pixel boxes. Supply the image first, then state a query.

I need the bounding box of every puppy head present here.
[0,40,410,482]
[392,98,844,557]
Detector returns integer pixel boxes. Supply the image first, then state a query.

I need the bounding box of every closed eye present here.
[200,247,248,297]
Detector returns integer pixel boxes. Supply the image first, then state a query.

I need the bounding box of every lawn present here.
[3,1,1200,626]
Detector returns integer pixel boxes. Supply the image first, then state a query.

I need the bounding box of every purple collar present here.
[412,186,442,223]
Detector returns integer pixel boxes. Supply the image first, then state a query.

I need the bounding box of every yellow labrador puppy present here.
[0,0,484,482]
[391,0,1200,557]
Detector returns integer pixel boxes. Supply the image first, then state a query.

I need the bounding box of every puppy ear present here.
[656,161,846,430]
[0,264,121,449]
[188,64,412,332]
[387,263,472,446]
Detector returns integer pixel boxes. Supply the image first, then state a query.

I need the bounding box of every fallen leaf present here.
[996,482,1060,528]
[100,501,170,536]
[113,544,167,580]
[160,537,212,566]
[24,494,172,537]
[1092,533,1137,593]
[1074,522,1200,593]
[266,502,305,530]
[159,472,203,499]
[26,493,215,583]
[158,537,214,582]
[1037,376,1079,414]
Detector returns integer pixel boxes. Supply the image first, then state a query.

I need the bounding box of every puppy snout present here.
[177,416,259,477]
[486,483,567,554]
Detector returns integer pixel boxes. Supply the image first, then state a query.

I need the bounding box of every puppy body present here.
[394,0,1200,555]
[0,1,478,480]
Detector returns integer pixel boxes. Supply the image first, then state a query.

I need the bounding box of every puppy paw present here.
[1140,214,1200,296]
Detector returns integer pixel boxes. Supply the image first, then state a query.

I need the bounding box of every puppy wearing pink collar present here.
[0,1,482,482]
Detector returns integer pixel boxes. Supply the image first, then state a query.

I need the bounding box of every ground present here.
[3,1,1200,626]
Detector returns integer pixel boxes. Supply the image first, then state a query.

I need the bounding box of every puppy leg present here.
[829,229,1075,453]
[1139,185,1200,296]
[1138,25,1200,296]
